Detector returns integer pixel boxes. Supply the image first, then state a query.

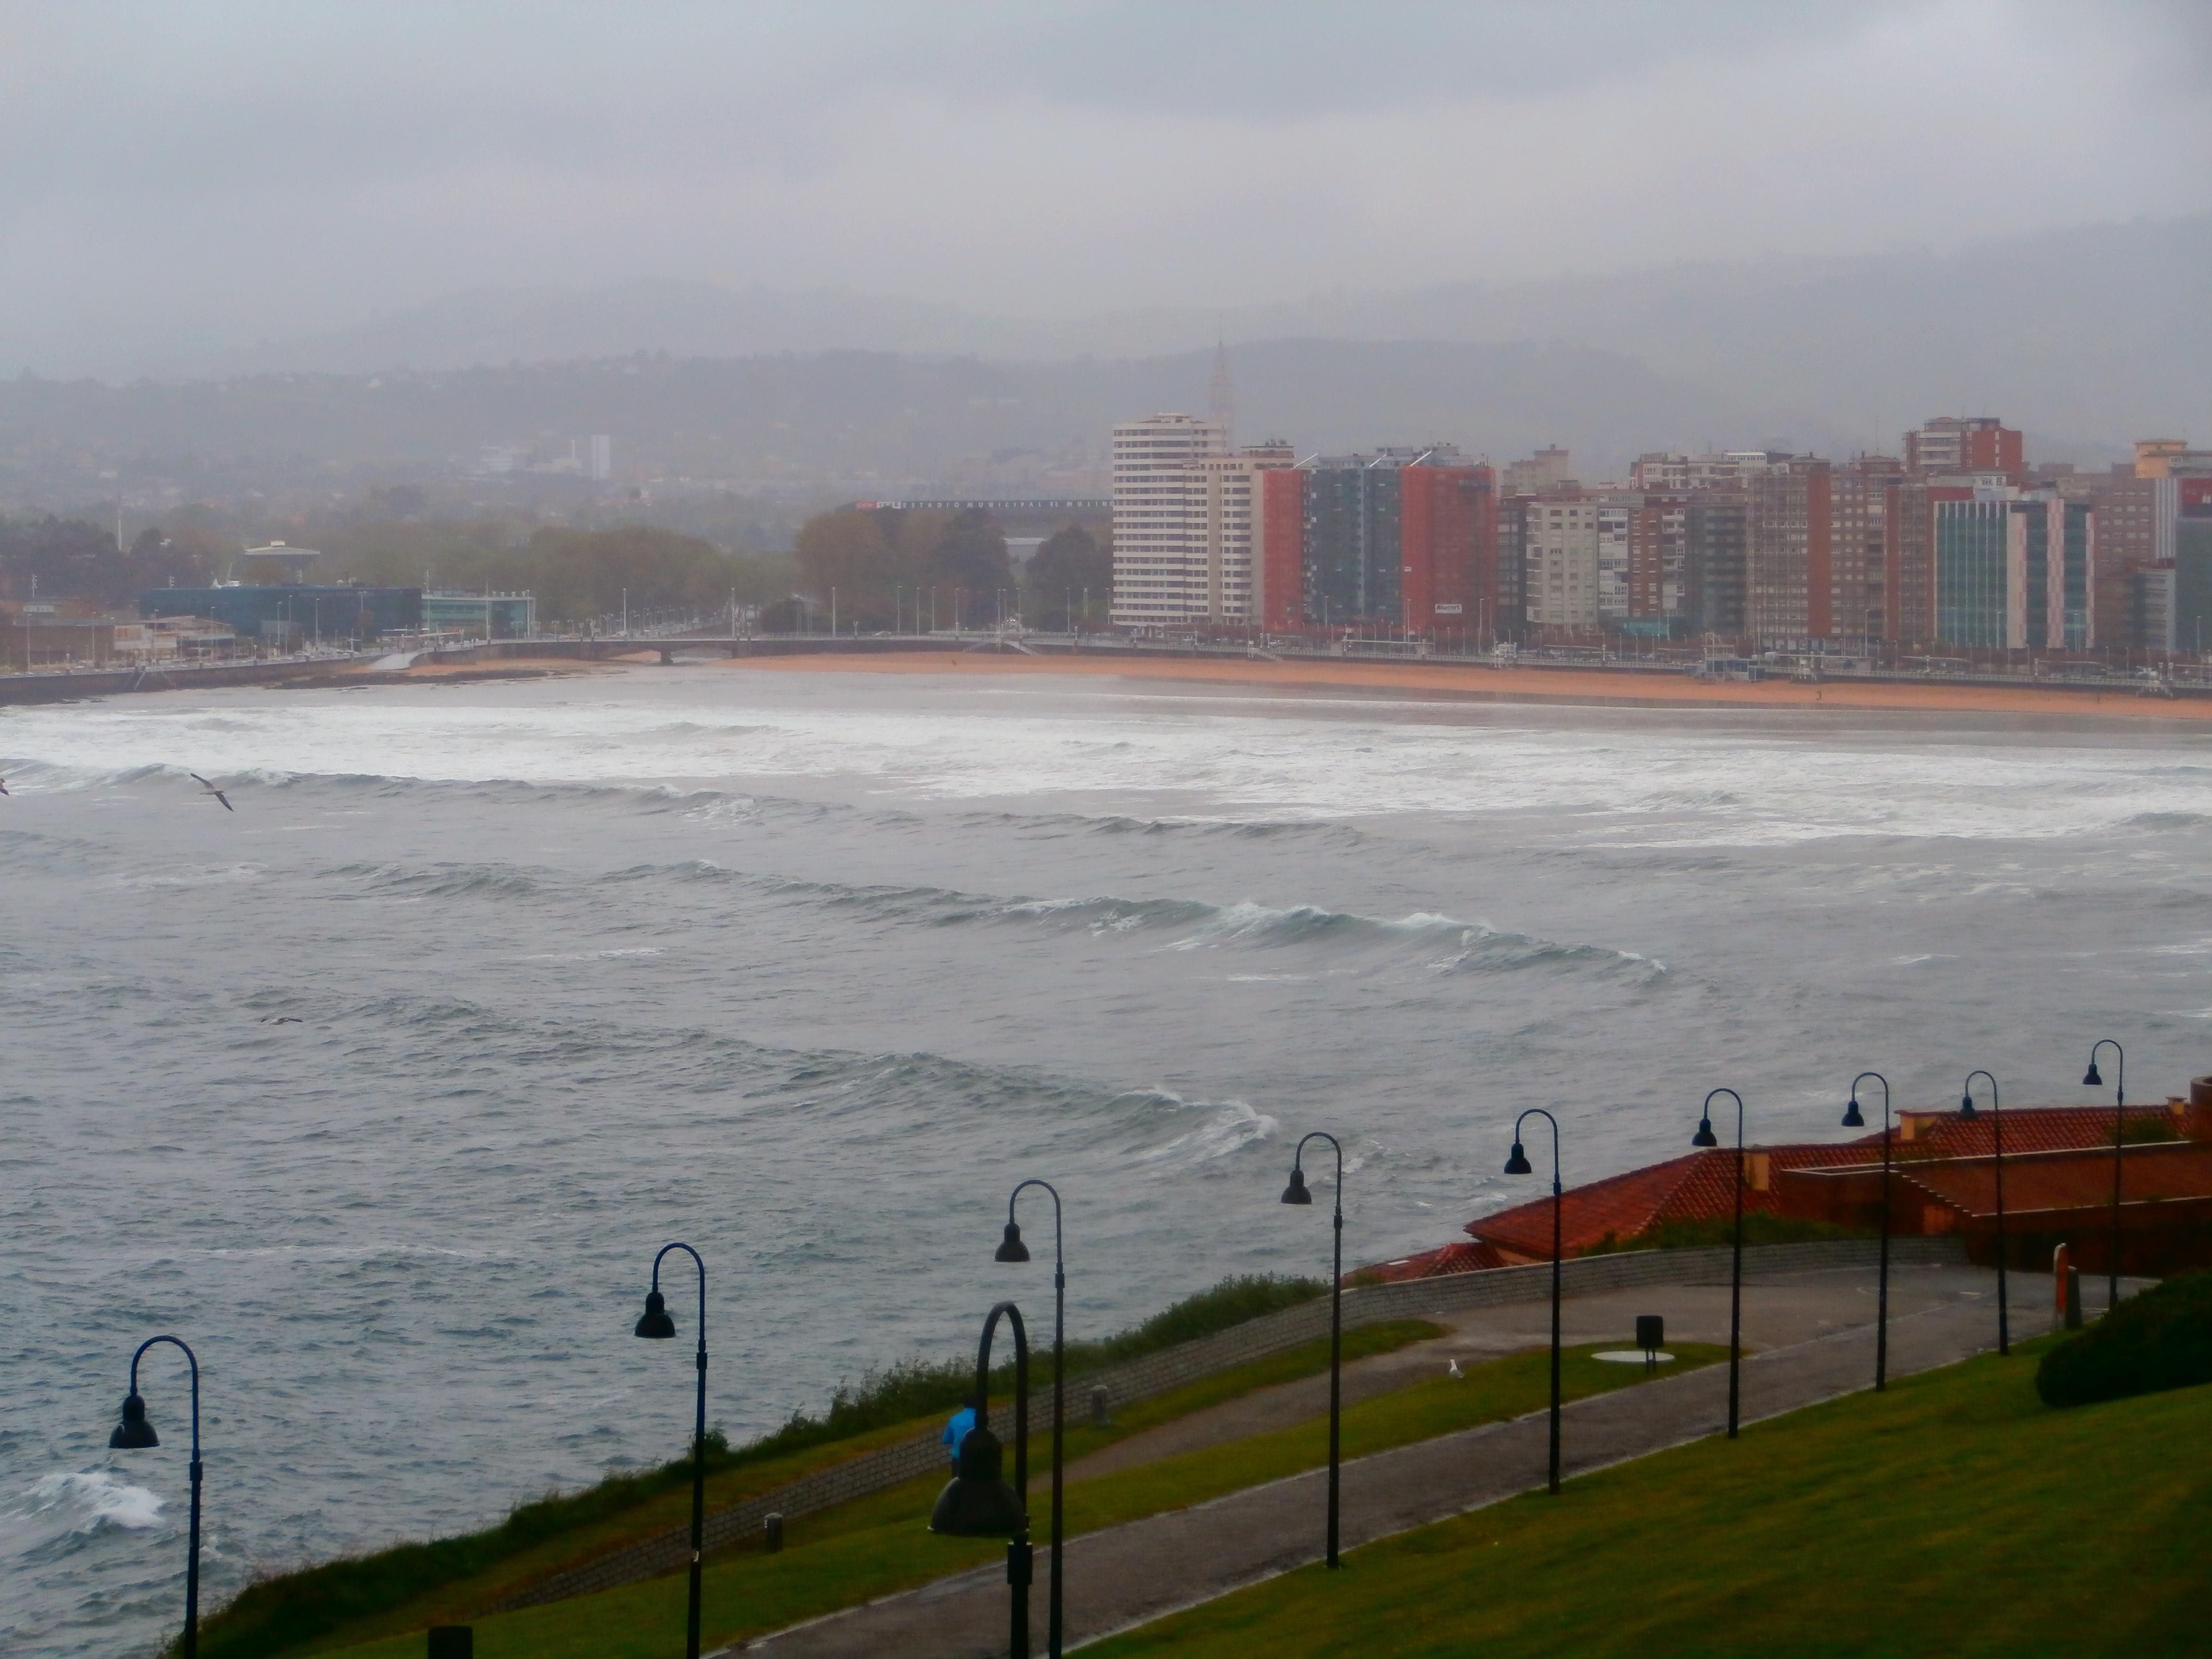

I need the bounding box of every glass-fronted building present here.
[1935,499,2010,647]
[1936,494,2094,650]
[423,591,537,638]
[140,585,422,643]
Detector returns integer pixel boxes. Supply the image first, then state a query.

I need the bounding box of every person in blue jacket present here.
[942,1404,977,1468]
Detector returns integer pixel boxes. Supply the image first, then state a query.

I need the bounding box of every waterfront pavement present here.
[729,1263,2116,1657]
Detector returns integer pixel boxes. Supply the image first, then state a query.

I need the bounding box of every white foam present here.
[24,1471,166,1532]
[5,672,2209,844]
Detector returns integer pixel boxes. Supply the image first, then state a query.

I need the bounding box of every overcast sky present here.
[2,0,2207,374]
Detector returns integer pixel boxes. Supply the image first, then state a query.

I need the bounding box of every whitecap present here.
[23,1471,165,1533]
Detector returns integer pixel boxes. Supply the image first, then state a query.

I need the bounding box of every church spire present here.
[1208,338,1234,448]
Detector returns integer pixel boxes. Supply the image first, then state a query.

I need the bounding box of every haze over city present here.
[5,6,2212,1659]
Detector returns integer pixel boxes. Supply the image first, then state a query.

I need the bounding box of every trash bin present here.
[1635,1314,1665,1370]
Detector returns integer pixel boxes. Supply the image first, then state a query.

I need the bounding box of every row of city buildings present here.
[1109,412,2212,656]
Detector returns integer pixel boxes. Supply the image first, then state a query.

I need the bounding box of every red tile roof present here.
[1357,1240,1508,1284]
[1442,1104,2195,1266]
[1897,1140,2212,1218]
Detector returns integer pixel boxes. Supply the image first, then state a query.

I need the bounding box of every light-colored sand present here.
[714,649,2212,722]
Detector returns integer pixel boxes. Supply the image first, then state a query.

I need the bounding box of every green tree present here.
[926,508,1013,625]
[793,508,926,630]
[1022,523,1112,627]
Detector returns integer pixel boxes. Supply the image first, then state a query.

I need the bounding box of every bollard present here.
[764,1512,784,1554]
[427,1628,473,1659]
[1635,1314,1665,1373]
[1091,1384,1111,1428]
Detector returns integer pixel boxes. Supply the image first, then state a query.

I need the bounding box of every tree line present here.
[0,512,798,628]
[792,506,1110,630]
[3,504,1114,632]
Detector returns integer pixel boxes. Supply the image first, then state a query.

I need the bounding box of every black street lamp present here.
[1279,1130,1345,1565]
[107,1336,204,1659]
[1840,1072,1892,1389]
[1959,1071,2008,1355]
[994,1181,1067,1658]
[1503,1109,1564,1493]
[635,1242,710,1659]
[930,1300,1033,1659]
[1690,1088,1747,1437]
[2082,1040,2126,1311]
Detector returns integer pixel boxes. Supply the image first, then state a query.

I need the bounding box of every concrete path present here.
[731,1264,2109,1657]
[1061,1266,2021,1483]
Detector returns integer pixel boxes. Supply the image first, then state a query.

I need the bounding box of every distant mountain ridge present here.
[175,215,2212,457]
[1,338,1827,493]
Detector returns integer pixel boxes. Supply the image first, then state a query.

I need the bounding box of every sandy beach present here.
[711,649,2212,723]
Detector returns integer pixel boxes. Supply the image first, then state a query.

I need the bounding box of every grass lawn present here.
[251,1318,1439,1658]
[318,1339,1719,1659]
[1087,1339,2212,1659]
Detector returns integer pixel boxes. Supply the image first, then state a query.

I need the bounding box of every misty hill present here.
[185,216,2212,457]
[1,339,1824,498]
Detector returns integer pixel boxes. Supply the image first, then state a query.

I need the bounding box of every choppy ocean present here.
[3,665,2209,1655]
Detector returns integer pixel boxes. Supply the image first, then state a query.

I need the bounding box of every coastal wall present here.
[491,1234,1967,1612]
[0,656,367,705]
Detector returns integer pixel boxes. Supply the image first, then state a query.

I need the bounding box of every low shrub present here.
[2036,1269,2212,1408]
[1583,1213,1870,1256]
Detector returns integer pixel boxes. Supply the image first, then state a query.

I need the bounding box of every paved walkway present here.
[731,1264,2106,1656]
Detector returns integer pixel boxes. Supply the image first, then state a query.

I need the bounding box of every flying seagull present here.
[190,772,234,812]
[0,776,9,795]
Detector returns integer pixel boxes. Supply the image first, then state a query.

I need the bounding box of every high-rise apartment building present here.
[1184,445,1297,623]
[1935,496,2012,648]
[1524,497,1600,630]
[1683,493,1751,637]
[1297,446,1484,632]
[1110,413,1227,627]
[2175,511,2212,657]
[1504,446,1575,497]
[1828,456,1903,645]
[1400,460,1495,637]
[1746,458,1832,646]
[1625,498,1689,625]
[1933,490,2092,650]
[1630,451,1786,493]
[2089,473,2176,649]
[1905,417,2023,482]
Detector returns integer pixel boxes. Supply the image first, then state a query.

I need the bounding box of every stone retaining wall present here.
[490,1235,1966,1611]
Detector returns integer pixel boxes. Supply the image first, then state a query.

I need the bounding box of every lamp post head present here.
[1841,1097,1865,1129]
[994,1220,1030,1263]
[108,1392,158,1451]
[2082,1062,2104,1088]
[928,1424,1025,1537]
[1280,1166,1312,1205]
[1503,1142,1533,1176]
[1691,1118,1719,1149]
[634,1288,677,1340]
[1958,1091,1979,1119]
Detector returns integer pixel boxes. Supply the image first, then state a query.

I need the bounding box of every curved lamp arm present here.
[1004,1179,1063,1273]
[123,1334,201,1459]
[1846,1072,1892,1135]
[649,1241,708,1353]
[1698,1088,1745,1149]
[2085,1040,2124,1103]
[1508,1108,1562,1191]
[1288,1130,1345,1214]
